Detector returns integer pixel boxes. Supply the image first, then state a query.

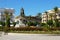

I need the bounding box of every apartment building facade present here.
[0,8,15,23]
[42,8,60,23]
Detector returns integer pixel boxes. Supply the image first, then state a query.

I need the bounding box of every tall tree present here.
[47,13,54,28]
[36,13,42,24]
[49,13,53,20]
[53,7,59,20]
[36,13,42,18]
[4,10,11,27]
[53,7,59,27]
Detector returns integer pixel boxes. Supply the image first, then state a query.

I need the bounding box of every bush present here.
[9,26,43,31]
[42,24,50,31]
[41,23,46,26]
[0,26,3,31]
[47,20,54,28]
[3,27,9,32]
[27,21,38,26]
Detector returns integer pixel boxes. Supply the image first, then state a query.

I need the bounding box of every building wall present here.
[0,8,15,22]
[42,8,60,23]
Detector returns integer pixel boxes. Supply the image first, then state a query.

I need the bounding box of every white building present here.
[0,8,15,22]
[0,8,15,27]
[42,8,60,23]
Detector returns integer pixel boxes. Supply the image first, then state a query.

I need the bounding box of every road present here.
[0,33,60,40]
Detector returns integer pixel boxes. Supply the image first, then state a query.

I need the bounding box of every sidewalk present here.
[0,33,60,40]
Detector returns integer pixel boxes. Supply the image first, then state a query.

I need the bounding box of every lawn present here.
[9,30,60,34]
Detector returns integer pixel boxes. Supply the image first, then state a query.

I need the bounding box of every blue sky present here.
[0,0,60,16]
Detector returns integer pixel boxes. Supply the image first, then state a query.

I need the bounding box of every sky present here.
[0,0,60,16]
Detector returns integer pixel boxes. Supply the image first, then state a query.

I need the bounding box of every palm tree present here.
[36,13,42,24]
[36,13,42,20]
[44,11,48,22]
[53,7,59,20]
[4,10,10,27]
[53,7,59,27]
[4,10,11,32]
[49,13,53,20]
[49,13,54,28]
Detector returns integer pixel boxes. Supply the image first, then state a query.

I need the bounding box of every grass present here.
[9,30,60,34]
